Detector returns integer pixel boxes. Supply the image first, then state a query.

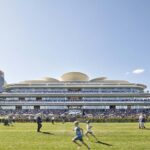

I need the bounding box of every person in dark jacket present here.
[141,116,146,129]
[36,114,42,132]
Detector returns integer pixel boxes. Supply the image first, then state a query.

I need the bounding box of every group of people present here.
[84,109,149,119]
[0,109,150,123]
[36,114,98,150]
[1,112,147,150]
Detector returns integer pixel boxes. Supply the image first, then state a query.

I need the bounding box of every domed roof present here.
[19,80,44,84]
[90,77,107,82]
[101,80,130,84]
[60,72,89,81]
[41,77,59,82]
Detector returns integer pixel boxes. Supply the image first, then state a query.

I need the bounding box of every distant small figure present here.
[36,114,42,132]
[12,116,16,123]
[85,120,98,142]
[3,118,10,126]
[72,121,90,150]
[62,117,65,124]
[141,115,146,129]
[51,116,55,125]
[139,114,145,129]
[3,116,12,126]
[60,114,65,124]
[28,115,31,122]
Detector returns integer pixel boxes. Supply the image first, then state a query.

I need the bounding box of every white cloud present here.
[132,69,145,74]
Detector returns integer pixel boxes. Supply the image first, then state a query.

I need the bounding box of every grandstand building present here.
[0,72,150,111]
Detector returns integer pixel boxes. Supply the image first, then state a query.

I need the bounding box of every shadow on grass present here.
[95,140,112,146]
[142,128,150,130]
[40,131,55,135]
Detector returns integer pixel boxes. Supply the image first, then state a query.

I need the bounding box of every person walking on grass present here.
[51,116,55,124]
[141,115,146,129]
[139,113,144,129]
[37,114,42,132]
[72,121,90,150]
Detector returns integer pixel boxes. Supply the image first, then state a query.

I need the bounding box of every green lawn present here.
[0,122,150,150]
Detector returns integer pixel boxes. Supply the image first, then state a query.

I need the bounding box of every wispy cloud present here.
[132,69,145,74]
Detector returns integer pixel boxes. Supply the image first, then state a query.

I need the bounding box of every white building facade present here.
[0,72,150,110]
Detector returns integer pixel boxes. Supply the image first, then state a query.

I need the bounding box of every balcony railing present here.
[1,99,150,106]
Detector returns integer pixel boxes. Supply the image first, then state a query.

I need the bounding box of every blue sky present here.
[0,0,150,90]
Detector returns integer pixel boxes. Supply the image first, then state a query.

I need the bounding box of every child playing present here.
[85,120,98,142]
[72,121,90,150]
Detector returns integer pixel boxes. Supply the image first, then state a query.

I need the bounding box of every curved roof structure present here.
[100,80,130,84]
[19,80,45,84]
[19,77,59,84]
[90,77,107,82]
[41,77,59,82]
[8,72,146,90]
[60,72,89,81]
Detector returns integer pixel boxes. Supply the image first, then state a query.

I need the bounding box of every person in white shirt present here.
[139,114,143,129]
[51,116,55,125]
[85,120,98,142]
[139,114,146,129]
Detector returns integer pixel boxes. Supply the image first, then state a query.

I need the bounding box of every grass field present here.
[0,122,150,150]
